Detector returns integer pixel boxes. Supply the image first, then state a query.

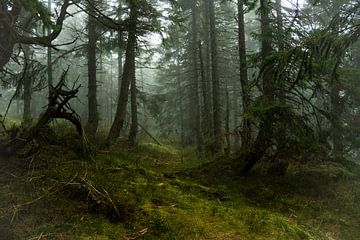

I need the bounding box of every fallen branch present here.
[138,122,162,146]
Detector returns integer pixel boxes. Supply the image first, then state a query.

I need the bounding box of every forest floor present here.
[0,127,360,239]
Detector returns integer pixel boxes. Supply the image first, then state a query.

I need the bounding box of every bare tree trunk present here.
[22,44,32,124]
[118,0,123,96]
[232,87,240,149]
[275,0,284,51]
[237,0,251,149]
[0,2,21,72]
[128,66,138,146]
[112,0,123,124]
[329,9,343,157]
[199,41,212,140]
[208,0,223,154]
[203,1,214,135]
[107,4,137,144]
[331,62,343,156]
[86,0,99,137]
[190,6,203,152]
[47,0,53,99]
[177,58,185,147]
[225,87,231,155]
[275,0,287,147]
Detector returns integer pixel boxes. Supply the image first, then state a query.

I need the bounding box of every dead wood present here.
[0,68,91,158]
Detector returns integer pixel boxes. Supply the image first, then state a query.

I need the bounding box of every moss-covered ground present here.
[0,133,359,239]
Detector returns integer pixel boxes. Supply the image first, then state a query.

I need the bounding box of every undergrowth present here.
[0,131,359,239]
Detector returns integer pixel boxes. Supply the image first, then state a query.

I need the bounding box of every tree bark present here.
[177,58,185,147]
[86,0,99,137]
[107,4,137,145]
[22,44,32,124]
[208,0,223,154]
[198,41,212,140]
[128,64,138,146]
[203,0,214,135]
[237,0,251,149]
[190,6,203,152]
[47,0,53,99]
[225,87,231,155]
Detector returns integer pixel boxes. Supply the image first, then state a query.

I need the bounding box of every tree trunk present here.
[329,9,343,158]
[107,4,137,144]
[22,44,32,124]
[0,2,21,72]
[239,0,275,174]
[330,62,343,157]
[203,0,214,135]
[237,0,251,149]
[225,87,231,155]
[199,41,212,140]
[118,0,124,96]
[208,0,223,154]
[47,0,53,99]
[232,86,240,149]
[275,0,284,51]
[274,0,287,147]
[86,0,99,137]
[128,65,138,146]
[190,6,203,152]
[177,58,185,147]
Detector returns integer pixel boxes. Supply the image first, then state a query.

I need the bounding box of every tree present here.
[207,0,223,154]
[237,0,251,149]
[0,0,71,72]
[107,0,138,144]
[86,0,100,137]
[239,0,276,174]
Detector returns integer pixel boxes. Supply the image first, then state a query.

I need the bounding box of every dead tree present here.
[0,69,88,158]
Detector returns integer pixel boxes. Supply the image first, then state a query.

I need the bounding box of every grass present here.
[0,133,359,239]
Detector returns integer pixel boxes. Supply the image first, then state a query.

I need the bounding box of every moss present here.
[1,137,360,240]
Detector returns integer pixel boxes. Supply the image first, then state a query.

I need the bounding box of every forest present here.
[0,0,360,239]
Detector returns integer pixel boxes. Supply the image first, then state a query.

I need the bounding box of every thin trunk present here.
[208,0,223,153]
[275,0,287,147]
[86,0,99,137]
[128,65,138,146]
[237,0,251,148]
[47,0,53,99]
[177,58,185,147]
[260,0,274,98]
[232,87,240,149]
[225,87,231,155]
[118,33,123,96]
[116,0,123,124]
[199,41,212,139]
[331,62,343,156]
[275,0,284,51]
[22,44,32,124]
[203,1,213,134]
[191,6,203,152]
[107,4,137,144]
[330,10,343,157]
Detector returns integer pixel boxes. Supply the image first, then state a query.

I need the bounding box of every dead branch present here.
[0,68,92,158]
